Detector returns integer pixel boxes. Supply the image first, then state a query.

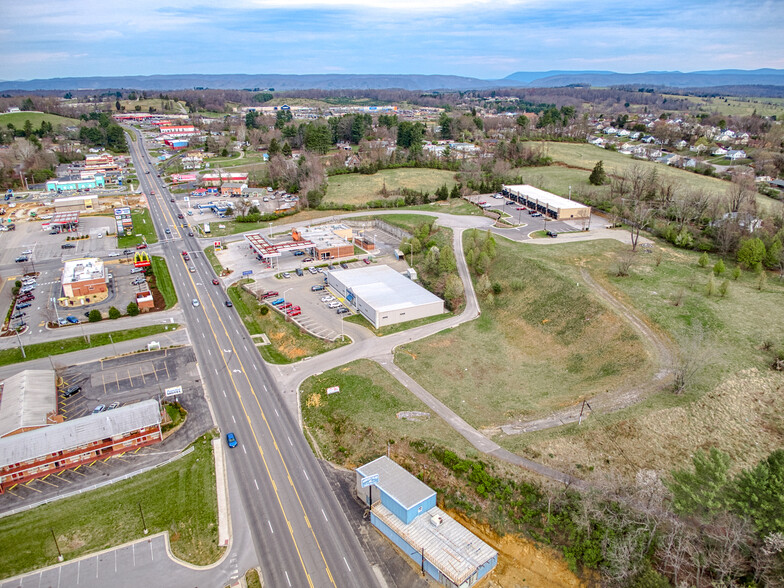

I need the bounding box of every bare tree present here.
[628,201,654,252]
[673,323,716,394]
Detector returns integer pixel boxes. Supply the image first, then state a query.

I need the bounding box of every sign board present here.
[242,270,253,276]
[326,386,340,395]
[133,251,151,268]
[213,240,221,250]
[360,474,379,488]
[165,386,183,397]
[183,196,190,202]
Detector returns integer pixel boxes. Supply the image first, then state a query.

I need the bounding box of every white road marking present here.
[253,365,258,371]
[77,560,80,584]
[303,469,309,481]
[208,349,211,356]
[263,385,268,392]
[232,415,236,423]
[150,540,154,560]
[344,557,351,572]
[274,409,279,417]
[254,479,259,490]
[267,520,274,534]
[215,369,219,375]
[223,390,226,397]
[322,509,328,522]
[285,571,291,587]
[242,445,247,454]
[288,436,292,446]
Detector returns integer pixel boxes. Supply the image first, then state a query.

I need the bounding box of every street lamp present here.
[282,288,293,319]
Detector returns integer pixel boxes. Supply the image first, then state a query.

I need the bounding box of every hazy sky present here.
[2,0,782,80]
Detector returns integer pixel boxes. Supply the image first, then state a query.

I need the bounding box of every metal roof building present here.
[502,184,590,222]
[356,457,497,587]
[327,265,444,328]
[0,370,57,438]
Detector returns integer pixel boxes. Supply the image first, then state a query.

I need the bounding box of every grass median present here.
[0,324,178,367]
[227,284,348,363]
[0,432,222,580]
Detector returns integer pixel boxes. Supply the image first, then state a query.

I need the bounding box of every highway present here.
[126,130,378,588]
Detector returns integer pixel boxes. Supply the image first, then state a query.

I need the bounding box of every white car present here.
[327,301,341,309]
[320,295,334,302]
[282,272,291,278]
[192,298,199,307]
[108,252,121,257]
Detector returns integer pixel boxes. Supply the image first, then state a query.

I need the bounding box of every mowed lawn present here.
[324,168,458,206]
[301,359,470,466]
[394,234,650,429]
[117,208,159,248]
[0,433,221,579]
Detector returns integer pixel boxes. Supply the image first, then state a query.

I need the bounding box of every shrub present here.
[108,306,121,319]
[260,305,269,315]
[731,267,741,280]
[713,259,725,276]
[704,275,715,297]
[698,252,709,268]
[718,280,729,298]
[88,309,102,322]
[126,302,140,316]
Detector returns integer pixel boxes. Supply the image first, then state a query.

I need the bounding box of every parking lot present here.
[0,216,116,266]
[0,347,212,511]
[467,194,588,236]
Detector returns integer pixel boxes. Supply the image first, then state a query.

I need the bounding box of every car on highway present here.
[136,243,147,249]
[165,228,171,234]
[108,252,121,257]
[21,249,32,255]
[170,197,175,202]
[189,266,196,273]
[66,316,79,324]
[226,432,238,448]
[516,206,526,211]
[123,249,133,255]
[92,405,106,414]
[178,213,184,219]
[192,298,199,307]
[188,231,194,237]
[212,278,220,285]
[225,300,233,307]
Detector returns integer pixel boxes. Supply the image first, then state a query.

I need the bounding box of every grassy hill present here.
[0,111,80,128]
[324,168,458,206]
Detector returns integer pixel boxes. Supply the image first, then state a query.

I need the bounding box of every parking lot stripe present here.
[139,365,146,384]
[24,482,42,492]
[37,477,57,487]
[8,483,17,491]
[102,373,107,396]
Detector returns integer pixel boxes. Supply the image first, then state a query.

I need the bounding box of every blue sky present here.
[2,0,783,81]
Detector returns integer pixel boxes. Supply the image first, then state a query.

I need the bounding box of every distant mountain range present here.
[1,69,784,92]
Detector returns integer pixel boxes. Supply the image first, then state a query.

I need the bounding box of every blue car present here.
[226,432,238,448]
[271,298,285,306]
[66,316,79,324]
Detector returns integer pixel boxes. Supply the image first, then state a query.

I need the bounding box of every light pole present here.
[51,297,61,325]
[282,287,292,320]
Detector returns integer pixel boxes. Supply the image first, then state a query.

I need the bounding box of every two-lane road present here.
[127,131,377,588]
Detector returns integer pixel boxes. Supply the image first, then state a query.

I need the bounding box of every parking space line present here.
[37,477,57,487]
[139,365,146,384]
[102,373,107,396]
[115,372,120,389]
[24,481,42,492]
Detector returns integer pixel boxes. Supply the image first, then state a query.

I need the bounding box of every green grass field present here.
[394,233,650,429]
[324,168,458,206]
[301,359,470,465]
[0,324,178,367]
[0,111,80,128]
[661,93,784,118]
[227,284,348,363]
[150,256,177,308]
[343,312,451,336]
[117,209,159,248]
[204,245,224,274]
[0,432,221,579]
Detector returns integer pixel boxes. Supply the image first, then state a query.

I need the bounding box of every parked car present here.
[92,405,106,414]
[320,295,334,302]
[131,278,146,285]
[363,258,371,264]
[336,307,349,315]
[130,267,145,274]
[546,230,558,238]
[302,257,313,263]
[17,294,34,303]
[66,316,79,324]
[340,263,348,269]
[271,298,285,306]
[11,312,25,319]
[288,309,301,317]
[21,249,32,255]
[281,272,291,278]
[15,303,31,310]
[261,291,279,299]
[281,302,293,310]
[226,432,238,448]
[14,256,27,263]
[327,301,342,309]
[287,305,301,313]
[293,250,304,256]
[311,285,325,292]
[308,267,317,275]
[108,402,121,410]
[295,268,303,276]
[63,384,81,398]
[61,243,76,249]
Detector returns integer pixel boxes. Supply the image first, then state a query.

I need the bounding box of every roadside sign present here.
[242,270,253,276]
[326,386,340,395]
[165,386,183,397]
[133,251,151,268]
[361,474,379,488]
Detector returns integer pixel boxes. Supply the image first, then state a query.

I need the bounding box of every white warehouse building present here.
[326,265,444,328]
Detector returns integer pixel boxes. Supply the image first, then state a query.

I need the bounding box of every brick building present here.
[61,258,107,299]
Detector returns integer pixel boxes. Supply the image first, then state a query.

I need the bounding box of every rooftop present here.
[503,184,589,211]
[0,370,56,438]
[329,265,443,313]
[62,258,105,285]
[0,400,161,468]
[373,504,497,585]
[356,455,435,510]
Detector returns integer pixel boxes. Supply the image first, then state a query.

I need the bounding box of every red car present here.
[212,278,220,285]
[136,244,147,250]
[281,302,293,310]
[287,309,301,317]
[261,291,278,299]
[181,250,188,257]
[286,305,301,314]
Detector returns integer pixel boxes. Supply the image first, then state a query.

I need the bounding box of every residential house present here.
[726,149,747,161]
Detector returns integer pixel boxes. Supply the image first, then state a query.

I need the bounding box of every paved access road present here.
[126,130,377,588]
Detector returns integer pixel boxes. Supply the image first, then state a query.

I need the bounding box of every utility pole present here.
[14,329,26,359]
[51,529,63,561]
[138,502,148,535]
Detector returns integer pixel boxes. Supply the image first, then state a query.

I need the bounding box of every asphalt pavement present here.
[126,128,379,588]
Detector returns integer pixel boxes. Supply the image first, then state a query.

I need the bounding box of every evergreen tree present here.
[281,142,292,157]
[589,160,607,186]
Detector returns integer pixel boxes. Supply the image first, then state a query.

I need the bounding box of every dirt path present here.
[490,268,676,436]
